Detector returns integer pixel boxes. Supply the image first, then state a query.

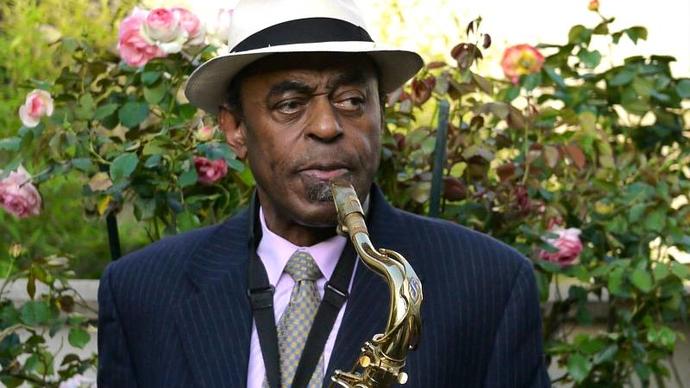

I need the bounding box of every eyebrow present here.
[266,69,371,99]
[267,80,316,98]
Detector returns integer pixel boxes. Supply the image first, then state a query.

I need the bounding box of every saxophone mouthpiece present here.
[330,180,364,220]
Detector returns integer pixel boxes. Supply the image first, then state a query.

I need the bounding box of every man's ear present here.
[218,107,247,160]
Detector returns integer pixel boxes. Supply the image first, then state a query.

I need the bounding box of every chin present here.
[297,200,340,228]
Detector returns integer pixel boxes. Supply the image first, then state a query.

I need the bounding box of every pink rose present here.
[501,44,545,84]
[539,227,583,266]
[18,89,54,128]
[173,7,206,46]
[195,126,215,142]
[142,8,186,54]
[194,156,228,185]
[118,8,164,67]
[0,166,42,218]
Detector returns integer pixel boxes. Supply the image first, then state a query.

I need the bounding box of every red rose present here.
[500,44,544,84]
[539,227,583,267]
[194,156,228,185]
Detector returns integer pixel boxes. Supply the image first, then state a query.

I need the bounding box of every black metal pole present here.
[98,163,122,260]
[429,99,450,218]
[106,212,122,260]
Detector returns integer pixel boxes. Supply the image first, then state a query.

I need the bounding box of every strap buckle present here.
[324,281,349,307]
[247,285,275,310]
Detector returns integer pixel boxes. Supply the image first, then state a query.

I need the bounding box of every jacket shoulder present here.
[105,222,220,276]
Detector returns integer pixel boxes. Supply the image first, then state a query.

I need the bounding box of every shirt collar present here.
[256,206,347,286]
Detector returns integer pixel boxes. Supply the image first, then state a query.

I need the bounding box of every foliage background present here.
[0,0,689,387]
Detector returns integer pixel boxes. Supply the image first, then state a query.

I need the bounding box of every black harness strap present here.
[291,242,355,387]
[247,192,357,387]
[247,194,281,388]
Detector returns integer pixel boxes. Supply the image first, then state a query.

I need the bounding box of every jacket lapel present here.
[325,186,422,382]
[175,210,253,387]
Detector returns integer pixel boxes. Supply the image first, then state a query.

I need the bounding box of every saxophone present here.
[329,181,423,388]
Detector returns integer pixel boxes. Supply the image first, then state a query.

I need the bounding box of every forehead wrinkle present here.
[267,80,317,97]
[326,68,370,91]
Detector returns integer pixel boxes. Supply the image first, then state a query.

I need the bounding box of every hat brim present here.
[184,41,424,114]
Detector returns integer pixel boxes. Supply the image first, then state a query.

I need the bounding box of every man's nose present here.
[305,96,343,142]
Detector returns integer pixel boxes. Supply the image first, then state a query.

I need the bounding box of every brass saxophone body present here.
[329,182,423,388]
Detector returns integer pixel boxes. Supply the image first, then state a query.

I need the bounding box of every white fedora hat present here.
[185,0,424,114]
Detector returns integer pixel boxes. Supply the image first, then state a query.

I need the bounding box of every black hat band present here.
[230,17,374,53]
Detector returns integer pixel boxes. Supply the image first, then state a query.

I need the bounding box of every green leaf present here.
[568,25,592,45]
[141,70,162,85]
[21,301,52,325]
[632,77,654,97]
[177,104,198,120]
[625,26,648,43]
[578,49,602,68]
[567,353,592,383]
[178,168,198,188]
[653,262,670,281]
[68,328,91,349]
[94,103,119,121]
[0,137,21,151]
[609,70,635,86]
[228,159,245,172]
[504,86,520,101]
[593,345,618,364]
[521,72,542,91]
[144,82,167,105]
[608,267,626,296]
[134,198,157,220]
[110,152,139,181]
[643,208,666,233]
[118,101,150,128]
[670,262,690,280]
[628,203,646,223]
[0,305,20,325]
[676,79,690,98]
[630,266,653,293]
[144,154,162,168]
[75,93,95,120]
[71,158,94,172]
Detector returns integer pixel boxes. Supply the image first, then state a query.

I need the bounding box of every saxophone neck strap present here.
[246,191,357,388]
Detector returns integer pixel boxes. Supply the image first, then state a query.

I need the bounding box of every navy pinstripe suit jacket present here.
[98,186,550,387]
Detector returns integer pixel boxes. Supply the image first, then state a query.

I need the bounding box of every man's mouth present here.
[300,168,349,180]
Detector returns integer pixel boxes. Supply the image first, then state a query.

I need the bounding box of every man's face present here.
[225,53,382,228]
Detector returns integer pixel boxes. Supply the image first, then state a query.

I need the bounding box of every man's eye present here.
[275,99,305,114]
[334,96,366,111]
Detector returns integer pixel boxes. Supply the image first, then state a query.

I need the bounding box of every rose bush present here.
[377,11,690,386]
[1,2,689,387]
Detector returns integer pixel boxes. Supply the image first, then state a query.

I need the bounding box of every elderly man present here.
[98,0,550,387]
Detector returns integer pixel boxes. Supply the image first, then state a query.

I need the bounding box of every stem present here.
[0,257,16,296]
[521,121,531,185]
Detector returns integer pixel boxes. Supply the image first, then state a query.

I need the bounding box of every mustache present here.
[304,173,355,202]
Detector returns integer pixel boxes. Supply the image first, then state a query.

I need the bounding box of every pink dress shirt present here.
[246,208,355,388]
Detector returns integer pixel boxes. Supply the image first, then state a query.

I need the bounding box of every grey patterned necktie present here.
[264,251,325,388]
